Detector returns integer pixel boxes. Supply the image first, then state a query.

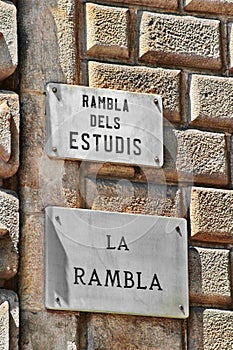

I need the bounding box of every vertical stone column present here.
[18,0,80,348]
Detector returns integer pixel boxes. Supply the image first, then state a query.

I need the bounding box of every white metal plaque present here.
[45,207,189,318]
[45,84,163,167]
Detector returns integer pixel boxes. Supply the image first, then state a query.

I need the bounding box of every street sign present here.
[45,207,189,318]
[45,84,163,167]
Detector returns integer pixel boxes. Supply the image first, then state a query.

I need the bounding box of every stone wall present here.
[0,0,19,349]
[15,0,233,349]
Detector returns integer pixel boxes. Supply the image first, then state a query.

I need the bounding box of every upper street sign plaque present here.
[45,207,189,318]
[45,84,163,167]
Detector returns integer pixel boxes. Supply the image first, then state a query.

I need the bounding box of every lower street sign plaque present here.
[45,207,189,318]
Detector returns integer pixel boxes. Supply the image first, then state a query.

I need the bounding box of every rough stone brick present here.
[0,91,19,178]
[93,0,178,9]
[203,309,233,350]
[19,214,44,311]
[20,311,79,349]
[85,163,135,179]
[188,308,203,350]
[85,177,189,217]
[85,3,129,59]
[88,61,182,122]
[0,290,19,350]
[0,0,17,81]
[139,12,221,70]
[190,187,233,243]
[190,74,233,132]
[80,313,183,350]
[0,301,9,350]
[175,129,228,185]
[184,0,233,15]
[229,22,233,72]
[0,189,19,282]
[189,247,231,306]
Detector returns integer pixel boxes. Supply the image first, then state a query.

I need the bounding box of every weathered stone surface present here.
[88,61,181,122]
[20,311,79,349]
[19,214,44,311]
[139,12,221,70]
[189,247,231,306]
[174,130,228,185]
[85,163,135,179]
[80,313,183,350]
[184,0,233,15]
[0,91,19,178]
[0,301,9,350]
[0,0,17,81]
[0,189,19,281]
[18,0,78,92]
[85,177,189,217]
[190,74,233,132]
[0,290,19,350]
[86,3,129,59]
[229,22,233,71]
[188,308,203,350]
[91,0,178,9]
[190,187,233,243]
[203,309,233,350]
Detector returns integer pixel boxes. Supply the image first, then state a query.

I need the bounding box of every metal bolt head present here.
[52,147,57,152]
[153,98,158,104]
[154,156,159,163]
[52,87,57,93]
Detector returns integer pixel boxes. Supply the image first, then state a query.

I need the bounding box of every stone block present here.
[19,214,44,311]
[188,308,203,350]
[203,309,233,350]
[88,61,182,122]
[189,247,231,306]
[190,187,233,243]
[184,0,233,15]
[20,310,79,349]
[139,12,221,70]
[0,92,19,178]
[80,313,183,350]
[85,3,129,59]
[0,301,9,350]
[0,0,17,81]
[229,23,233,72]
[91,0,178,9]
[190,74,233,132]
[18,0,77,92]
[0,189,19,282]
[0,289,19,350]
[85,177,189,218]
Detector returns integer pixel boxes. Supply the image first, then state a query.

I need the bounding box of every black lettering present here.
[107,98,113,110]
[115,99,121,111]
[118,236,129,251]
[127,137,131,155]
[106,115,113,129]
[114,117,120,130]
[93,134,101,151]
[124,271,134,288]
[81,133,90,150]
[70,131,79,149]
[90,114,96,127]
[88,268,102,286]
[133,139,141,155]
[116,136,124,154]
[91,96,96,108]
[104,135,113,152]
[136,272,147,290]
[105,270,122,287]
[74,267,86,285]
[98,96,106,109]
[98,115,105,128]
[82,95,88,108]
[123,99,129,112]
[106,235,116,250]
[149,274,163,291]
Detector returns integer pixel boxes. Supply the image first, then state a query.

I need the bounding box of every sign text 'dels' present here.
[45,207,189,318]
[45,84,163,167]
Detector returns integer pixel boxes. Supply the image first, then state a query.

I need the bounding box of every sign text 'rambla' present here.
[70,94,142,156]
[73,234,163,291]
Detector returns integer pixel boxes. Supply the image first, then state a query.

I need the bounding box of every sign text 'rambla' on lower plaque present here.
[45,207,189,318]
[45,84,163,167]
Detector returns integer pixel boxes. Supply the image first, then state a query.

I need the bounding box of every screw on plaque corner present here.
[153,98,161,113]
[154,156,159,163]
[52,147,57,152]
[179,305,185,315]
[55,297,61,306]
[175,226,182,237]
[55,216,61,225]
[52,87,57,93]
